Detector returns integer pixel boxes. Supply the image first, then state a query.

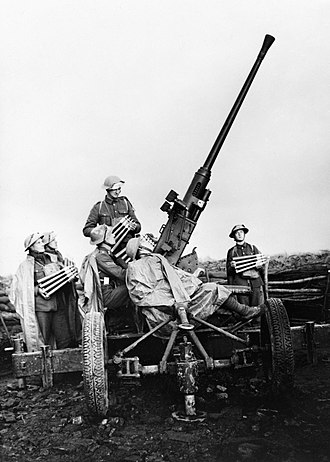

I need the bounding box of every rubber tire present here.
[260,298,294,394]
[82,311,109,416]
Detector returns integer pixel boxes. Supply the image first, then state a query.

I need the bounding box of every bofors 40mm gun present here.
[14,35,299,423]
[154,34,275,271]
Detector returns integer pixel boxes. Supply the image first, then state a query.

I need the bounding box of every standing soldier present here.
[10,233,78,352]
[42,231,65,264]
[42,231,81,344]
[82,176,141,251]
[226,224,265,306]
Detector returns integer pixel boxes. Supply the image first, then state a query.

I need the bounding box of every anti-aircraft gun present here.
[154,34,275,269]
[9,35,330,429]
[13,35,298,425]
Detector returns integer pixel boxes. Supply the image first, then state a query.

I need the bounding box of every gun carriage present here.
[13,34,327,421]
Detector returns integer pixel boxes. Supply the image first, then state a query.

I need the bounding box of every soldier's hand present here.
[38,288,50,300]
[193,267,205,278]
[230,261,236,269]
[128,221,137,230]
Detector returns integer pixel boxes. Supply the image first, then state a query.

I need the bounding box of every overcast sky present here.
[0,1,329,275]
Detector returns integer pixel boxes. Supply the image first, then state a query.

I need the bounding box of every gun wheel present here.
[82,311,109,416]
[260,298,294,394]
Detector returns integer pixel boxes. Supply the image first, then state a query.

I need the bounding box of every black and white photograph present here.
[0,1,329,461]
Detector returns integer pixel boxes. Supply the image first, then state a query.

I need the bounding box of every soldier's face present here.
[107,187,121,199]
[235,230,245,242]
[138,236,155,257]
[47,238,58,250]
[30,239,45,253]
[138,246,153,258]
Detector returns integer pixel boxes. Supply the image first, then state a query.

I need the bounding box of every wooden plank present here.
[12,348,83,379]
[51,348,82,372]
[268,275,326,285]
[12,351,43,377]
[270,288,322,294]
[291,324,330,350]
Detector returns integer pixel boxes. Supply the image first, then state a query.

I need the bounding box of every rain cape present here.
[10,256,82,351]
[126,254,231,337]
[78,249,104,315]
[10,256,44,352]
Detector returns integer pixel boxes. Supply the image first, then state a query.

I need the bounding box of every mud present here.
[1,349,330,462]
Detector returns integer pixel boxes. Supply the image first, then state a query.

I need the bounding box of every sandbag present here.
[0,311,20,321]
[0,295,10,304]
[0,303,10,312]
[0,302,16,312]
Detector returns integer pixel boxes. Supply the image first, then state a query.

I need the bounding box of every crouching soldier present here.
[79,224,135,331]
[125,236,264,338]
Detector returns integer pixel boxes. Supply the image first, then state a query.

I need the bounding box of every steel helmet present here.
[102,176,125,190]
[42,231,56,246]
[24,232,44,251]
[229,224,249,239]
[126,235,156,260]
[126,237,140,260]
[90,224,116,246]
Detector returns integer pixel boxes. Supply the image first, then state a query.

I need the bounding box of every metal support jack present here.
[172,337,206,423]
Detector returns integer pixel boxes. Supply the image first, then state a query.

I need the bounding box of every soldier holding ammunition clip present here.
[80,224,136,332]
[42,231,81,344]
[83,176,141,253]
[226,224,266,306]
[10,233,77,351]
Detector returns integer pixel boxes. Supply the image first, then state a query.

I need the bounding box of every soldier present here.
[42,231,65,264]
[42,231,81,343]
[82,176,141,251]
[10,233,77,352]
[79,224,134,331]
[226,224,265,306]
[125,236,264,338]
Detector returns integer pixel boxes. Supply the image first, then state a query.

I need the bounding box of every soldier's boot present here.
[222,295,264,320]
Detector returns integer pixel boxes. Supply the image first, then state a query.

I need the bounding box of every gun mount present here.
[153,34,275,267]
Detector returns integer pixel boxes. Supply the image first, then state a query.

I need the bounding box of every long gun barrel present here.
[153,34,275,265]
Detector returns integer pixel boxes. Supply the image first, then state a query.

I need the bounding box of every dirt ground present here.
[1,348,330,462]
